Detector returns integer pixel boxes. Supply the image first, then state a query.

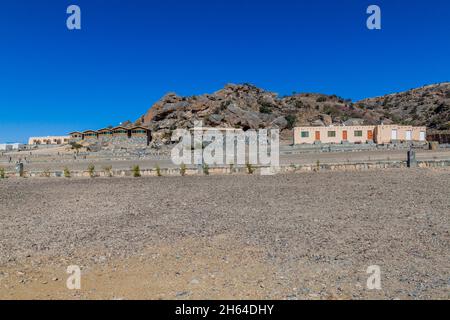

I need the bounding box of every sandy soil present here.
[0,168,449,300]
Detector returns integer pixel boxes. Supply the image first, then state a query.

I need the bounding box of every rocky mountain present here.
[137,82,450,145]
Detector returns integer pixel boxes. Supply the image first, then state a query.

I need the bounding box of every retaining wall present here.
[1,159,449,179]
[280,142,430,155]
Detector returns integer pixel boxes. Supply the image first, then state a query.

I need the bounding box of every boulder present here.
[343,118,365,126]
[311,119,325,126]
[208,114,224,125]
[320,114,333,126]
[271,116,288,129]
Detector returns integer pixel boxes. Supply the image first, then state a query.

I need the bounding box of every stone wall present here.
[70,136,149,148]
[4,159,449,179]
[280,141,429,155]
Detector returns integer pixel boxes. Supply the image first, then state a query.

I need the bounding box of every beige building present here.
[294,125,427,145]
[374,125,427,144]
[28,136,70,145]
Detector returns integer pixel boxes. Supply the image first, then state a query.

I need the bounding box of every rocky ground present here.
[0,168,449,300]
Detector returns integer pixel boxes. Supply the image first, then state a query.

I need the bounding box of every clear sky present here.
[0,0,449,143]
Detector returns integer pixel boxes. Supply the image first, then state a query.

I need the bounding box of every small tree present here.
[316,160,320,172]
[180,163,187,176]
[246,163,254,174]
[87,164,96,178]
[63,167,71,178]
[132,165,141,177]
[259,105,272,114]
[103,165,113,177]
[155,164,162,177]
[0,167,5,179]
[285,115,296,129]
[203,163,210,176]
[70,142,83,154]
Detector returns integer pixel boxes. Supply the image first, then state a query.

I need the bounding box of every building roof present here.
[97,128,113,132]
[112,126,128,131]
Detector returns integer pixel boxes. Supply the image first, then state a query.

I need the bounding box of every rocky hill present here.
[356,82,450,131]
[136,82,450,145]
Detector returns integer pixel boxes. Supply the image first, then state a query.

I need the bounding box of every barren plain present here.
[0,168,449,299]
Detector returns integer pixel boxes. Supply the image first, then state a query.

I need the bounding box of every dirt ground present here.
[0,168,449,300]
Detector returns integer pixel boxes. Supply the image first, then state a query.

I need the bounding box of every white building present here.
[0,143,25,151]
[28,136,70,145]
[0,144,12,151]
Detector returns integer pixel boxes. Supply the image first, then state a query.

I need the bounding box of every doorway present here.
[315,131,321,141]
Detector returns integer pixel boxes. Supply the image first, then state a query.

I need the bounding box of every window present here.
[327,131,336,138]
[301,131,309,138]
[420,131,426,141]
[406,131,412,141]
[354,131,363,137]
[391,129,398,140]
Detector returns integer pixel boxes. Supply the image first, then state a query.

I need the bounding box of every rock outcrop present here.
[136,82,450,145]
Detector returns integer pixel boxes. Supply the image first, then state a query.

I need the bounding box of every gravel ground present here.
[0,168,449,299]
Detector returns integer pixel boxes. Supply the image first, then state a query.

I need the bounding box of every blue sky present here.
[0,0,449,143]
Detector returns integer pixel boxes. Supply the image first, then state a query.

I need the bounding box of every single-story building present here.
[130,126,150,138]
[0,144,13,151]
[68,126,151,146]
[82,130,98,140]
[28,136,70,145]
[69,131,83,140]
[0,143,24,151]
[294,125,376,144]
[294,125,427,145]
[97,128,113,139]
[374,125,427,144]
[112,126,129,137]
